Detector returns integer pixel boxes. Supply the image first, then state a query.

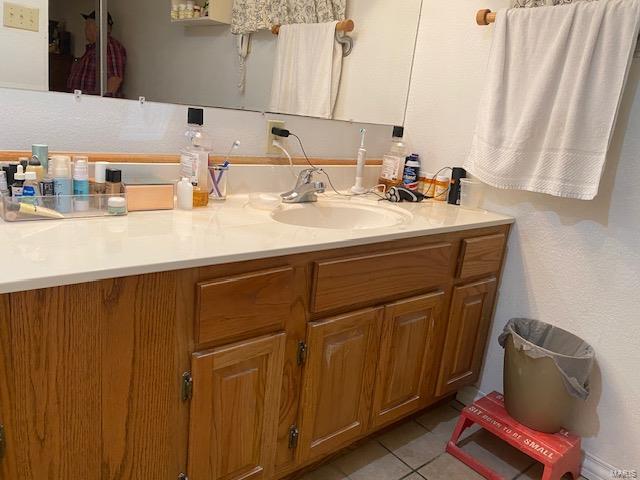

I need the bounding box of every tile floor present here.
[300,401,588,480]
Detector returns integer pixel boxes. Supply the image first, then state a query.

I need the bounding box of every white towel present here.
[269,22,343,119]
[465,0,640,200]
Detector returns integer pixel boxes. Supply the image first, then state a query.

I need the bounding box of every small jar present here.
[107,197,127,216]
[421,174,436,198]
[170,7,179,20]
[434,175,450,202]
[193,5,201,17]
[178,3,186,19]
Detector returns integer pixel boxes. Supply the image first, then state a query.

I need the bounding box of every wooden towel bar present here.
[271,19,355,35]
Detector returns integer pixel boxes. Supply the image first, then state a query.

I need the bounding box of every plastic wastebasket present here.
[499,318,595,433]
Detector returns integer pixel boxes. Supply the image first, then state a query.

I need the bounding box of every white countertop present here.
[0,195,513,294]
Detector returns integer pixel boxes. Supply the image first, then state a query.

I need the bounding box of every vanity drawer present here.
[457,234,507,280]
[311,244,452,313]
[196,266,295,345]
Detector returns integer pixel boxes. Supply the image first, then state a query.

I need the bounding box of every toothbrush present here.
[351,128,368,195]
[210,140,240,196]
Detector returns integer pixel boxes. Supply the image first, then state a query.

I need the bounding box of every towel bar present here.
[271,19,355,35]
[476,8,640,58]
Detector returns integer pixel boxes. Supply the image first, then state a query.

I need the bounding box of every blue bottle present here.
[52,156,73,213]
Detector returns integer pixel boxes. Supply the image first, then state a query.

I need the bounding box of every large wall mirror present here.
[1,0,422,125]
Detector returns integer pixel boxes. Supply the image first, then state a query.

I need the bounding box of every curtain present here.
[232,0,346,34]
[512,0,639,56]
[513,0,596,6]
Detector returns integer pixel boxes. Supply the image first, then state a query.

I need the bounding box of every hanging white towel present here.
[269,22,343,119]
[465,0,640,200]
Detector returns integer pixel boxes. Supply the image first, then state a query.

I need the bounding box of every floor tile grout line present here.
[374,438,416,473]
[413,451,446,474]
[513,461,540,480]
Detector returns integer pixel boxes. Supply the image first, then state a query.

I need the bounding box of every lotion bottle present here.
[73,158,90,211]
[52,156,73,213]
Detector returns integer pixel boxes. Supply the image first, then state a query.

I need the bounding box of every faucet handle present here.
[314,181,326,193]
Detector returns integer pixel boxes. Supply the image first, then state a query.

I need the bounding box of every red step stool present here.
[447,392,582,480]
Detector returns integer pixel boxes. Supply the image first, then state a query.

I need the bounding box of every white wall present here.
[333,0,422,125]
[404,0,640,472]
[108,0,275,111]
[0,87,393,158]
[0,0,48,90]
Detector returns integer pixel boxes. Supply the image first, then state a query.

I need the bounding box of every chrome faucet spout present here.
[281,168,326,203]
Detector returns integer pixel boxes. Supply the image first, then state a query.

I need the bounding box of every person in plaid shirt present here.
[67,11,127,97]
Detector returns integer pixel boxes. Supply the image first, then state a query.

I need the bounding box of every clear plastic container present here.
[459,178,484,209]
[0,193,128,222]
[208,165,229,201]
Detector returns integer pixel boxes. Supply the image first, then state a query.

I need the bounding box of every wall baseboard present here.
[455,387,618,480]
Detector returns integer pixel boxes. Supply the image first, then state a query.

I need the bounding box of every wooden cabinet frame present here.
[0,224,510,480]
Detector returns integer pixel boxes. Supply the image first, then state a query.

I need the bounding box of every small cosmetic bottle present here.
[0,171,9,197]
[106,169,123,195]
[21,171,42,205]
[73,158,90,211]
[26,156,45,180]
[52,156,73,213]
[32,144,49,172]
[11,165,25,197]
[91,162,109,195]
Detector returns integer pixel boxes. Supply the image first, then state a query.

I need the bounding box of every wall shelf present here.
[171,17,229,26]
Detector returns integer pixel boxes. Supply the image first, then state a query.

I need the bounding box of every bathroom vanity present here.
[0,198,512,480]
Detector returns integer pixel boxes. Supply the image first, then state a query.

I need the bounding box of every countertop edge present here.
[0,217,514,295]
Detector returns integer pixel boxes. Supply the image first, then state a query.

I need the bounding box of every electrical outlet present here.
[266,120,286,154]
[3,2,39,32]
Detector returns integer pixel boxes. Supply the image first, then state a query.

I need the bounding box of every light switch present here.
[3,2,39,32]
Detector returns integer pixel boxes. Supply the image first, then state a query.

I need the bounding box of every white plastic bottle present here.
[177,177,194,210]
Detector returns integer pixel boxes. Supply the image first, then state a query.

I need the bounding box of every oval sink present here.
[270,200,412,230]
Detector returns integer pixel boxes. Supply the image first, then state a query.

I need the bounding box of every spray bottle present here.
[351,128,368,195]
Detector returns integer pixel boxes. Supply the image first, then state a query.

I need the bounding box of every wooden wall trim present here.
[0,151,382,166]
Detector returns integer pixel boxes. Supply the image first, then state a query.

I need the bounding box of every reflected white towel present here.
[269,22,343,119]
[465,0,640,200]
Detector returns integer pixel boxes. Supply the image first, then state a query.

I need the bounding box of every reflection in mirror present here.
[1,0,422,125]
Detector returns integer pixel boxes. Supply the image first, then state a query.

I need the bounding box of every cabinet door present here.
[298,308,383,462]
[437,278,497,396]
[371,291,445,428]
[188,333,286,480]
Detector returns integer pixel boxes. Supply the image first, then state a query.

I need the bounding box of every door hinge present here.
[297,341,308,366]
[178,473,189,480]
[181,371,193,401]
[0,424,5,459]
[288,425,299,449]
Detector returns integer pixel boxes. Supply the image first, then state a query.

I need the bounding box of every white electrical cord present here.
[272,140,298,179]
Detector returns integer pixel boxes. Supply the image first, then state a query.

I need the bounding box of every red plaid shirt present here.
[67,36,127,96]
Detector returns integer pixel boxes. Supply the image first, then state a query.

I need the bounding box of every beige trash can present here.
[499,318,595,434]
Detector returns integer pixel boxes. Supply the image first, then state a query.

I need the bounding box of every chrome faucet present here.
[281,168,326,204]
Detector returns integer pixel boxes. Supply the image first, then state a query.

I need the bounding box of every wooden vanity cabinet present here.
[371,291,446,429]
[296,308,383,462]
[188,333,286,480]
[0,224,510,480]
[437,277,498,396]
